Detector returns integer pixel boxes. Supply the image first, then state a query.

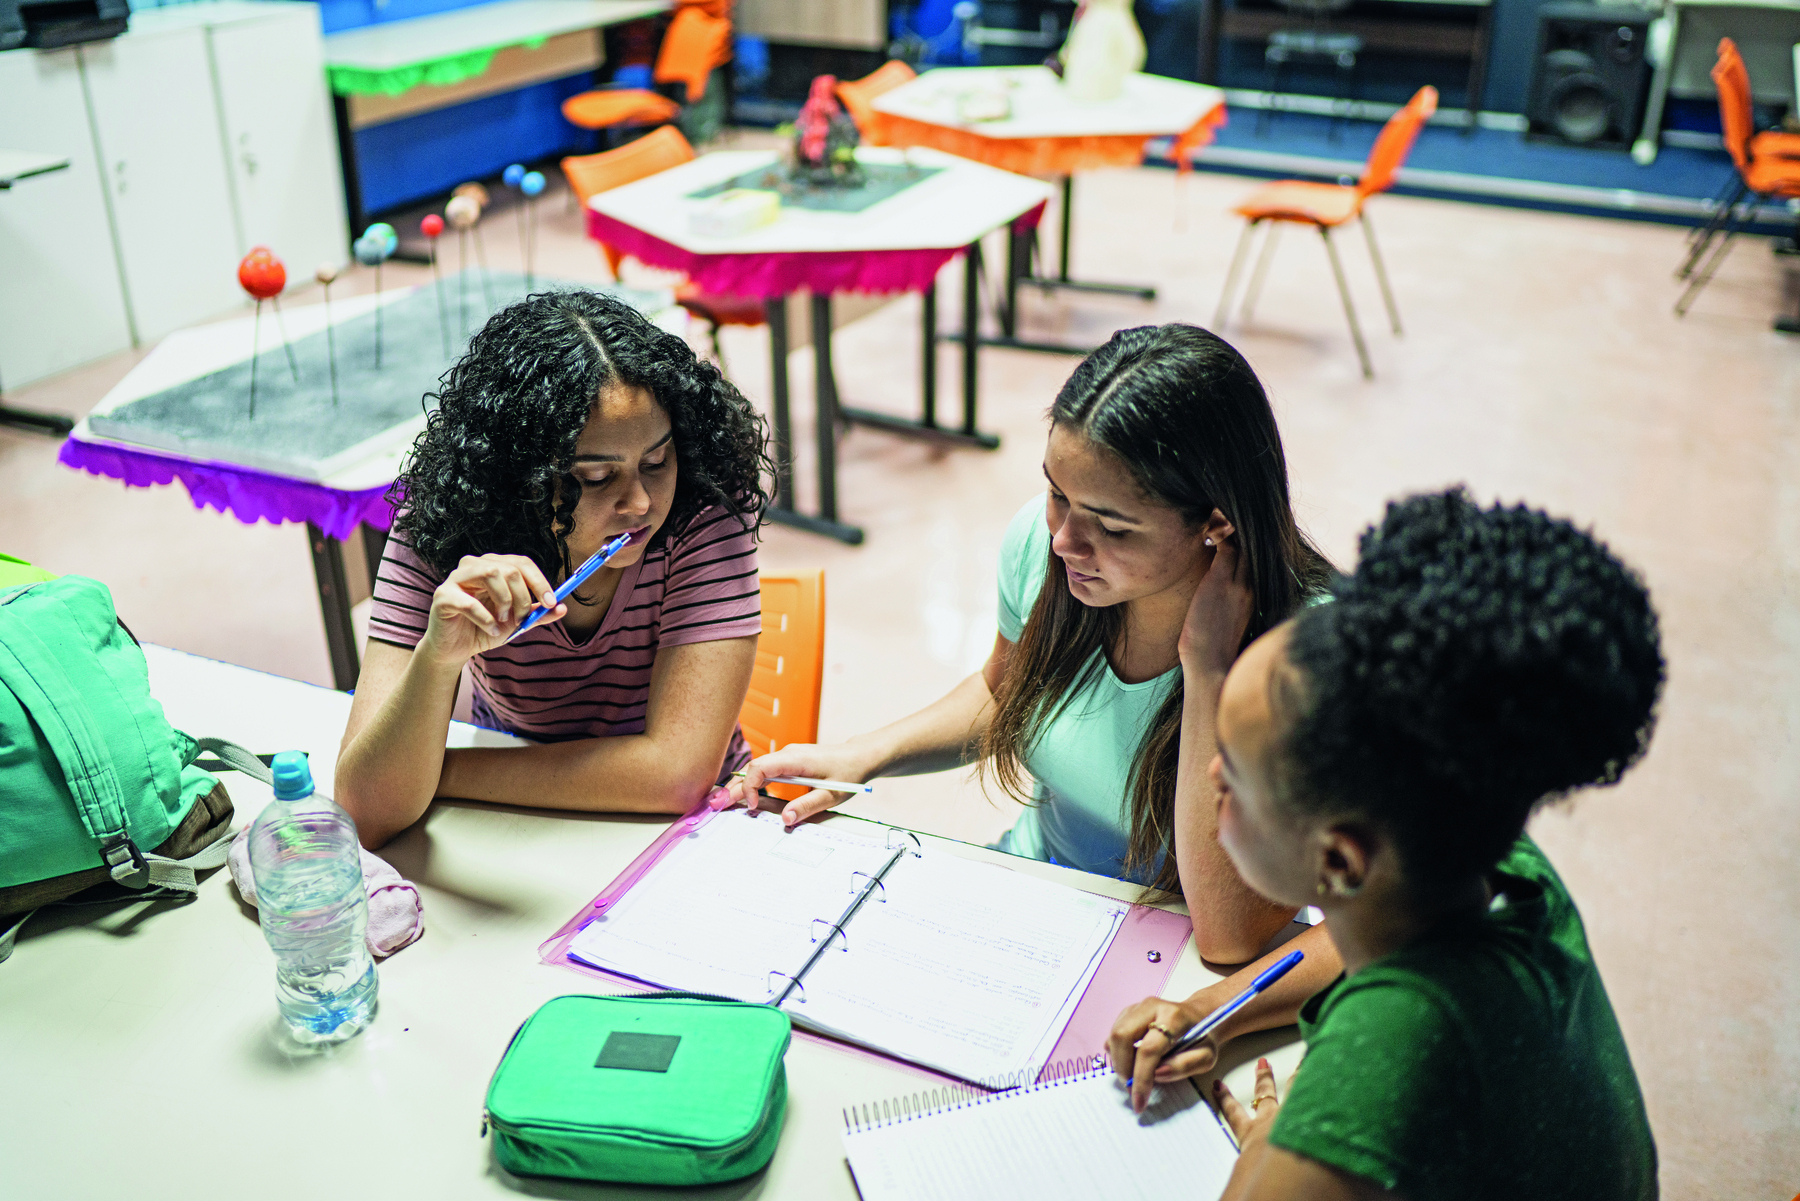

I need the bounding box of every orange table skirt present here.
[870,104,1226,176]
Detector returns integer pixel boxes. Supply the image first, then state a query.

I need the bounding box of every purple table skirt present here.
[586,201,1047,300]
[58,436,394,542]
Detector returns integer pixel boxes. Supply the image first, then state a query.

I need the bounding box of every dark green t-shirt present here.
[1268,837,1656,1200]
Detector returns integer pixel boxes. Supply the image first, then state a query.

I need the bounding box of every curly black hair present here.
[389,289,772,581]
[1281,488,1665,897]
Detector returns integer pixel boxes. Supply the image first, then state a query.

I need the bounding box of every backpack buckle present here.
[100,836,150,889]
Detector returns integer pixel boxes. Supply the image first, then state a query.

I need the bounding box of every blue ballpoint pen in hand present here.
[1167,949,1306,1058]
[507,528,645,642]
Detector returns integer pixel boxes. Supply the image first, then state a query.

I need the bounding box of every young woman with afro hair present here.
[337,291,772,847]
[1109,488,1663,1201]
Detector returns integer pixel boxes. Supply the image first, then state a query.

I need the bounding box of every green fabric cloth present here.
[1269,837,1657,1201]
[328,38,546,97]
[992,495,1177,881]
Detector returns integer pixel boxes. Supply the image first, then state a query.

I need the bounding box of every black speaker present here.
[0,0,129,52]
[1525,3,1654,147]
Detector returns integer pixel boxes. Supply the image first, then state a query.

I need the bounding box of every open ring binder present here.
[538,791,1196,1087]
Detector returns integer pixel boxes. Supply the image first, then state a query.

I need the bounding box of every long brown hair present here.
[979,325,1333,892]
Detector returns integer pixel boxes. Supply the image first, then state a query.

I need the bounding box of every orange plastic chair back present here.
[1359,86,1437,197]
[563,127,697,276]
[739,572,826,800]
[1712,39,1755,171]
[837,60,917,142]
[655,3,733,103]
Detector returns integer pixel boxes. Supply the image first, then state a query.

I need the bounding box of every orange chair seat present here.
[1234,180,1365,227]
[1751,129,1800,160]
[562,89,681,131]
[1743,155,1800,194]
[675,282,766,328]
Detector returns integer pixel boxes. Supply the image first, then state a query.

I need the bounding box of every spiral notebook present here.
[842,1065,1239,1201]
[538,804,1191,1086]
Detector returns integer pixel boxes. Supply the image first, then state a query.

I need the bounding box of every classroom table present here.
[0,149,76,437]
[1633,0,1800,164]
[870,66,1226,355]
[56,285,684,692]
[324,0,670,233]
[584,146,1056,545]
[0,645,1304,1198]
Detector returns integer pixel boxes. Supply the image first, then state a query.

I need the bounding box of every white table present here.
[873,66,1228,352]
[1633,0,1800,164]
[586,147,1056,544]
[0,646,1302,1198]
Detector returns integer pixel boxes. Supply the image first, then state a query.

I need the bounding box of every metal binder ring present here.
[849,872,888,901]
[766,970,806,1004]
[810,918,849,949]
[884,828,923,853]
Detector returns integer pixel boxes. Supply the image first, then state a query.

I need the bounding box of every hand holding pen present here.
[1108,949,1305,1114]
[725,745,880,827]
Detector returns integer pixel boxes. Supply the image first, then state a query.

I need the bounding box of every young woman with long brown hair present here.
[729,323,1332,962]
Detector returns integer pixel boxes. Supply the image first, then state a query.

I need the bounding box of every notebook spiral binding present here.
[842,1054,1112,1134]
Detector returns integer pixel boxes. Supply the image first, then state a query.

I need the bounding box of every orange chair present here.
[561,127,766,369]
[1674,39,1800,312]
[836,60,917,145]
[562,0,733,140]
[1214,85,1437,379]
[738,571,826,803]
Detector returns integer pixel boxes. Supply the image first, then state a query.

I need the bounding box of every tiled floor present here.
[4,146,1798,1199]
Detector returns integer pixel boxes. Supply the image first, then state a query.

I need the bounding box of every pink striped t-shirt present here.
[368,507,761,774]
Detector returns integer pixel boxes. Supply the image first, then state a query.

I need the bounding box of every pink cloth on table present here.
[586,201,1049,300]
[57,437,393,541]
[228,828,424,958]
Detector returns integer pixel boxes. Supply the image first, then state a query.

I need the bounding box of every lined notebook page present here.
[797,850,1125,1083]
[843,1071,1238,1201]
[566,809,898,1001]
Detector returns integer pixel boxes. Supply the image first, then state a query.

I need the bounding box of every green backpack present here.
[0,574,243,962]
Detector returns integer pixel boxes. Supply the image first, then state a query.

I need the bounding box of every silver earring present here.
[1205,538,1214,546]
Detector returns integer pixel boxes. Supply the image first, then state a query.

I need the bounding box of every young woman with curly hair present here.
[730,323,1336,963]
[1110,489,1663,1201]
[337,291,772,847]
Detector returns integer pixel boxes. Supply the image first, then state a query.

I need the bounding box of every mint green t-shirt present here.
[1269,837,1657,1200]
[991,495,1177,881]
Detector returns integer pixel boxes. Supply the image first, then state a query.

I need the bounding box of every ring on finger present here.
[1252,1095,1277,1110]
[1145,1022,1177,1041]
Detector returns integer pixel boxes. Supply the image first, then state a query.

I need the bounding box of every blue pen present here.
[507,529,638,642]
[1166,949,1305,1057]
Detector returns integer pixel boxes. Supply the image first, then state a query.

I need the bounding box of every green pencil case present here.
[483,993,792,1186]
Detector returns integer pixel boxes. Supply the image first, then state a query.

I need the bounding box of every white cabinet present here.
[208,6,345,277]
[0,47,136,387]
[0,1,346,388]
[78,24,244,342]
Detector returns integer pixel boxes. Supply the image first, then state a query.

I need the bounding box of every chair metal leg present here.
[1215,220,1260,328]
[1678,178,1745,280]
[1320,226,1373,378]
[1241,222,1283,322]
[1675,199,1747,316]
[1360,213,1403,335]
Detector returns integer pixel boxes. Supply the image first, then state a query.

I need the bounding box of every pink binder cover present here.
[536,793,1196,1088]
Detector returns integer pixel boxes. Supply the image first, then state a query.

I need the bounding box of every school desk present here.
[0,645,1304,1199]
[583,145,1056,545]
[870,66,1226,355]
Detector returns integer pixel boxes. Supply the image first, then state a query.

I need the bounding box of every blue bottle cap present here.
[271,751,314,800]
[503,163,526,188]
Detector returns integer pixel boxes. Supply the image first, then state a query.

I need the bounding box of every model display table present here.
[585,146,1055,544]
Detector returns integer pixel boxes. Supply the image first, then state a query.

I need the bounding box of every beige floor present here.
[5,147,1798,1199]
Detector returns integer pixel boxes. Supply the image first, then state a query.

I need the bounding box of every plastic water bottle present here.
[248,751,378,1044]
